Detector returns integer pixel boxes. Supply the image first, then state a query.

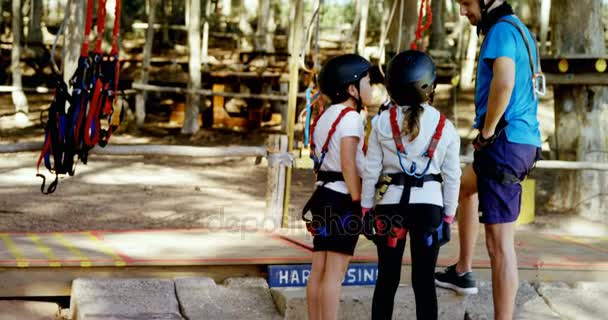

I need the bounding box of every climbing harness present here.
[309,107,357,173]
[370,105,446,247]
[37,0,121,194]
[389,105,446,178]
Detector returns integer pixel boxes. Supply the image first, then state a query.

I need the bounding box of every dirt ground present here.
[1,87,604,236]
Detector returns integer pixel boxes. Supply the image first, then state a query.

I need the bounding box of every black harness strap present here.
[385,173,443,207]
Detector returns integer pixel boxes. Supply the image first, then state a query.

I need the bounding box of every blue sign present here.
[268,263,378,287]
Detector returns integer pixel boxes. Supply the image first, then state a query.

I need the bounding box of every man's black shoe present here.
[435,264,478,295]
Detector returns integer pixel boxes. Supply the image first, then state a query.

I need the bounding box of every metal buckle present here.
[533,73,547,99]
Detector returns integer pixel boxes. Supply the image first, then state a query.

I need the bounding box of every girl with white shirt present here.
[303,54,373,320]
[361,50,461,320]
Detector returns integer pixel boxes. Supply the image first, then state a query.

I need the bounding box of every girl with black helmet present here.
[303,53,373,320]
[361,50,461,320]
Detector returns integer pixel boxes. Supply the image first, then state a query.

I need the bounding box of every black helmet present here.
[385,50,436,106]
[318,54,372,104]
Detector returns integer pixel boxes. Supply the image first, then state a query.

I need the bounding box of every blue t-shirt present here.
[474,15,542,147]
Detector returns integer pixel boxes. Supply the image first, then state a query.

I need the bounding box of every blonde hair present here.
[401,105,424,141]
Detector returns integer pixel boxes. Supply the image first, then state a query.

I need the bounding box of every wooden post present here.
[63,0,85,87]
[11,0,29,122]
[549,0,608,223]
[357,0,369,56]
[282,0,304,228]
[266,135,288,228]
[136,0,159,127]
[182,0,202,135]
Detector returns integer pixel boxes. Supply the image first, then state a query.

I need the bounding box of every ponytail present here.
[401,105,424,141]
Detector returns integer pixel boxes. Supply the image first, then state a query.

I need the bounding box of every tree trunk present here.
[549,0,608,223]
[11,0,29,119]
[255,0,274,52]
[356,0,369,55]
[162,0,170,45]
[27,0,43,46]
[386,0,417,55]
[221,0,231,17]
[63,0,85,86]
[136,0,159,127]
[182,0,201,135]
[201,0,211,63]
[429,0,445,51]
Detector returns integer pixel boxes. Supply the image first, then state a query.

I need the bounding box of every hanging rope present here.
[396,0,405,53]
[377,0,400,77]
[410,0,432,50]
[300,0,323,74]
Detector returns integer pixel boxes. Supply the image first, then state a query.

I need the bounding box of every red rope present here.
[95,0,107,54]
[80,0,95,56]
[110,0,121,56]
[410,0,433,50]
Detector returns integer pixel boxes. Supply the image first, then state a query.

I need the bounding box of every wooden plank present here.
[132,83,297,101]
[545,73,608,85]
[0,142,267,158]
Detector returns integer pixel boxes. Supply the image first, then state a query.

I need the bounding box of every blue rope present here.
[304,87,313,146]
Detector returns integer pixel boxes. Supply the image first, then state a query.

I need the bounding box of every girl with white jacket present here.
[361,50,461,320]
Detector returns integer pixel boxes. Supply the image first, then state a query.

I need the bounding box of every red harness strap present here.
[389,105,446,159]
[85,0,121,147]
[390,105,406,154]
[310,107,357,155]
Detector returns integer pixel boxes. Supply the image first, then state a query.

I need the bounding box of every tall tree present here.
[183,0,201,134]
[549,0,608,223]
[12,0,29,123]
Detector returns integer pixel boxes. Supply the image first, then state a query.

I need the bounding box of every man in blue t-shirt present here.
[435,1,541,319]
